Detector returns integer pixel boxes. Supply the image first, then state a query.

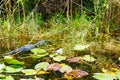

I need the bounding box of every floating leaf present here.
[0,74,5,78]
[37,70,49,74]
[49,53,58,58]
[30,48,48,58]
[5,76,14,80]
[67,57,80,63]
[59,65,73,73]
[4,56,24,65]
[5,65,23,73]
[116,72,120,79]
[82,55,96,62]
[31,48,46,54]
[35,62,49,71]
[53,55,66,62]
[48,63,61,71]
[21,69,37,75]
[93,73,117,80]
[0,63,6,73]
[30,53,49,58]
[64,69,88,79]
[74,44,90,51]
[102,68,117,76]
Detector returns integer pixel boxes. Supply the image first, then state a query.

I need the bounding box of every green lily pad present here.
[5,76,14,80]
[5,65,23,73]
[30,48,48,58]
[116,72,120,79]
[0,74,6,79]
[35,62,50,71]
[30,53,49,58]
[49,53,58,58]
[4,56,24,65]
[74,44,90,51]
[21,69,37,75]
[37,70,49,75]
[31,48,46,54]
[82,55,96,62]
[93,73,117,80]
[59,65,73,73]
[0,63,6,73]
[53,55,66,62]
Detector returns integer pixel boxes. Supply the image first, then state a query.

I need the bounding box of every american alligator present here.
[3,40,49,56]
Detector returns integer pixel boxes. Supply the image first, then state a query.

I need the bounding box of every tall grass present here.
[0,0,119,54]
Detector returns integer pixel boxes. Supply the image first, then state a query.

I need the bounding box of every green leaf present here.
[21,69,37,75]
[30,48,48,58]
[30,53,49,58]
[74,44,89,51]
[59,65,73,73]
[82,55,96,62]
[53,55,66,62]
[5,76,14,80]
[49,53,58,58]
[116,72,120,79]
[37,70,49,75]
[35,62,50,71]
[4,65,23,73]
[31,48,46,54]
[93,73,117,80]
[0,74,6,79]
[0,63,6,73]
[4,56,24,65]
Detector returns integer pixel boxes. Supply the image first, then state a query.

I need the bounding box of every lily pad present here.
[74,44,90,51]
[64,69,88,79]
[0,74,6,78]
[37,70,49,74]
[4,56,24,65]
[59,65,73,73]
[81,55,96,62]
[53,55,66,62]
[31,48,46,54]
[49,53,58,58]
[48,63,61,71]
[5,65,23,73]
[30,53,49,58]
[93,73,117,80]
[0,63,6,73]
[116,72,120,79]
[35,62,50,71]
[67,57,81,63]
[21,69,37,75]
[5,76,14,80]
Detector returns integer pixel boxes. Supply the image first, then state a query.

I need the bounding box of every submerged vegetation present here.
[0,0,120,80]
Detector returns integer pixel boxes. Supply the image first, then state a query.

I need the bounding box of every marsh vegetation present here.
[0,0,120,80]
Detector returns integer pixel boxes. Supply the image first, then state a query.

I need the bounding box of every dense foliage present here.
[0,0,120,80]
